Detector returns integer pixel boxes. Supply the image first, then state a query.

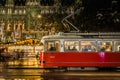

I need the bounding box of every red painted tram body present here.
[40,33,120,68]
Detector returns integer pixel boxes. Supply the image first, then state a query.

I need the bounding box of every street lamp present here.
[36,14,42,39]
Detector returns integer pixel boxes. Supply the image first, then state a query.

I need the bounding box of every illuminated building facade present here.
[0,0,80,42]
[0,0,120,43]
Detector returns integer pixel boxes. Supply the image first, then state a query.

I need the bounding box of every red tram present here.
[39,32,120,69]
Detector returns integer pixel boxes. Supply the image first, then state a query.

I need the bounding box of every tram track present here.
[2,67,120,79]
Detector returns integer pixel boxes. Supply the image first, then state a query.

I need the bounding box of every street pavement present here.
[1,60,120,80]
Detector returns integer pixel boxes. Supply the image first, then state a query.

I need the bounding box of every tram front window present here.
[45,41,60,52]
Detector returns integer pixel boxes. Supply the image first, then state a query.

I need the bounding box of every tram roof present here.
[42,32,120,40]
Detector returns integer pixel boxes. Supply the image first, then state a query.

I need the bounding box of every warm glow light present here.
[37,14,42,19]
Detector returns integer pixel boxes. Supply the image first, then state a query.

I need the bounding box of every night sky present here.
[73,0,120,32]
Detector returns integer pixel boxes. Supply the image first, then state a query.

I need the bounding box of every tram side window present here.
[97,41,112,52]
[45,41,60,52]
[64,41,79,51]
[114,41,120,52]
[81,41,97,52]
